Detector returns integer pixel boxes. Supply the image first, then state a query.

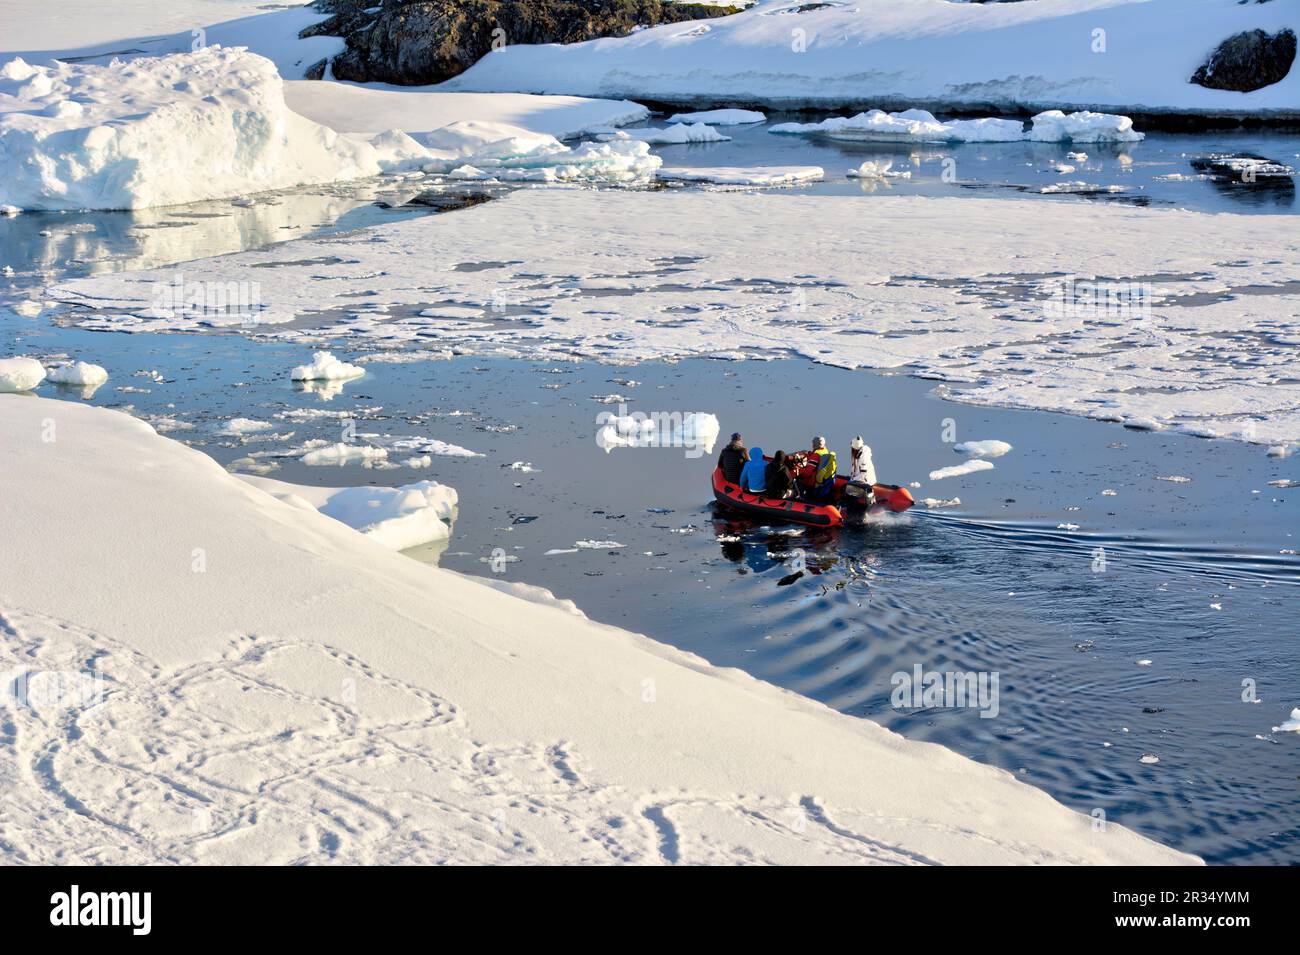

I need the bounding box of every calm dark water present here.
[7,321,1298,863]
[644,119,1300,214]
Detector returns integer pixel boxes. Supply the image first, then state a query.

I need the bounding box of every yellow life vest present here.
[814,449,837,484]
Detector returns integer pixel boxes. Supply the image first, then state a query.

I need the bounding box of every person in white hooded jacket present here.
[849,436,876,486]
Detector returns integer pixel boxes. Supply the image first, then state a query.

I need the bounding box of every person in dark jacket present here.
[765,450,795,499]
[717,432,748,483]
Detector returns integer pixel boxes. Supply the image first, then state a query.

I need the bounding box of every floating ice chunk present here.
[1057,523,1081,531]
[382,435,483,458]
[221,417,274,436]
[681,412,721,455]
[12,300,42,317]
[1136,659,1153,667]
[771,109,1025,143]
[0,357,46,392]
[1122,416,1163,431]
[574,540,625,549]
[665,109,765,125]
[1029,110,1144,144]
[1155,475,1192,483]
[607,123,730,144]
[597,414,656,451]
[1273,708,1300,733]
[300,443,389,467]
[922,497,961,508]
[1039,181,1125,194]
[929,459,995,481]
[658,165,823,186]
[290,351,365,382]
[1139,754,1160,765]
[954,439,1012,458]
[444,137,661,184]
[597,410,719,454]
[44,360,108,387]
[847,159,910,180]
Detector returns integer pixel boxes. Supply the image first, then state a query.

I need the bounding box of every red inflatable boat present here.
[712,466,914,528]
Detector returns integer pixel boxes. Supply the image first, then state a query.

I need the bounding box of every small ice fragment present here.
[1272,708,1300,733]
[0,357,46,392]
[45,360,108,386]
[929,459,994,481]
[953,439,1012,458]
[290,351,365,382]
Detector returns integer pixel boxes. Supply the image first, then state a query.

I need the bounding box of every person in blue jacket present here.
[739,446,767,494]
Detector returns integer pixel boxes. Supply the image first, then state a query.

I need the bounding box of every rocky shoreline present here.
[301,0,739,84]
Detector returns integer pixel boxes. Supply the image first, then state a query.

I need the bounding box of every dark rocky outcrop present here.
[1190,28,1296,92]
[301,0,740,86]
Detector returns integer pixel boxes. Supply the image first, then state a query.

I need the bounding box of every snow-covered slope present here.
[282,81,648,141]
[446,0,1299,117]
[0,395,1197,864]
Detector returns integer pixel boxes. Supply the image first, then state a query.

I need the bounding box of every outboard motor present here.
[840,479,875,523]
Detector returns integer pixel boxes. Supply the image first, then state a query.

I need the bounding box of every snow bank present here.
[290,351,365,382]
[445,0,1300,118]
[0,394,1200,864]
[0,357,45,392]
[282,82,650,141]
[0,48,415,211]
[658,165,823,186]
[243,475,457,550]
